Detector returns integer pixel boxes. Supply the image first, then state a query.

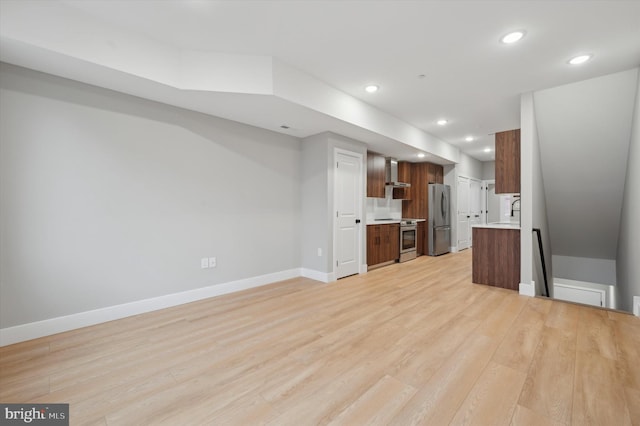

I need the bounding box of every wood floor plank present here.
[2,250,639,425]
[510,404,566,426]
[572,350,632,426]
[265,361,385,425]
[450,361,526,425]
[518,326,576,425]
[391,313,481,387]
[623,386,640,426]
[545,300,581,332]
[492,299,550,372]
[327,374,416,426]
[613,319,640,391]
[0,375,49,402]
[390,333,499,425]
[475,293,528,339]
[577,307,618,360]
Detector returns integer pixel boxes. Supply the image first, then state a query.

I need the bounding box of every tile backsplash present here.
[366,186,402,221]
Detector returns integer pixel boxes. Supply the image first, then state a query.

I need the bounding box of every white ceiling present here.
[1,0,639,163]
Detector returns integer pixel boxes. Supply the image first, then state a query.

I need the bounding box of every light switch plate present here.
[209,257,217,268]
[201,258,209,269]
[634,296,640,317]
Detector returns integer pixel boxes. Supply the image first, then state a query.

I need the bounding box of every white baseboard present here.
[300,268,332,283]
[519,281,536,297]
[0,268,300,347]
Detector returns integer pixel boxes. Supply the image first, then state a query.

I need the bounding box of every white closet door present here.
[469,179,482,246]
[457,176,470,250]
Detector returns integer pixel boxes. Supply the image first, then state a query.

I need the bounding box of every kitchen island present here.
[472,223,520,290]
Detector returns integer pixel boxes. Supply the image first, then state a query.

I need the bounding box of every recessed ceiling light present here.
[437,119,448,126]
[568,54,593,65]
[465,136,474,142]
[483,148,491,153]
[365,85,379,93]
[417,153,426,158]
[500,31,525,44]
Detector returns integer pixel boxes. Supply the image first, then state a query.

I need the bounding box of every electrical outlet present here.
[634,296,640,317]
[201,258,209,269]
[317,248,322,257]
[209,257,217,268]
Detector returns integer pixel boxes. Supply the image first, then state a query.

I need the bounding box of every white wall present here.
[553,256,616,286]
[456,152,483,180]
[0,63,302,328]
[300,132,367,277]
[616,69,640,312]
[366,186,402,222]
[482,161,495,181]
[529,97,553,297]
[300,134,329,274]
[521,92,554,297]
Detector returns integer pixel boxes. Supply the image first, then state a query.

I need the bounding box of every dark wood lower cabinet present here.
[472,227,520,290]
[417,221,425,256]
[367,224,400,268]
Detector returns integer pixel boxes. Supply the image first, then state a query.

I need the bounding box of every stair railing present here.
[532,228,550,297]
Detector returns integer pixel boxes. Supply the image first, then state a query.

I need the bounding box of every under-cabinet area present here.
[472,225,520,290]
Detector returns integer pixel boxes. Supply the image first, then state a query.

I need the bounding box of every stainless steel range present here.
[399,219,417,262]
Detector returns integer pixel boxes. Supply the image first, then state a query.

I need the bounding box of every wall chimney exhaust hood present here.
[386,158,411,188]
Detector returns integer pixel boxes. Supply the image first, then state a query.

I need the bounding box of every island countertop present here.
[472,222,520,230]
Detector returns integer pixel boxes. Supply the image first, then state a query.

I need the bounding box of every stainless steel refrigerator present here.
[428,183,451,256]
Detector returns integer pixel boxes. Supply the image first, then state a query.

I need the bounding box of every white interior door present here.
[487,183,501,223]
[457,176,470,250]
[469,179,482,246]
[335,150,362,279]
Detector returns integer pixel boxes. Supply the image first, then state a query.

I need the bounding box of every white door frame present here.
[457,175,470,251]
[333,148,364,280]
[482,179,495,225]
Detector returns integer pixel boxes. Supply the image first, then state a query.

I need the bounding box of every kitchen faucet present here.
[511,198,521,217]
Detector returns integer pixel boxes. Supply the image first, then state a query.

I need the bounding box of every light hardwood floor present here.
[1,250,639,425]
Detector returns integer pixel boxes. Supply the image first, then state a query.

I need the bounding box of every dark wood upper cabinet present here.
[427,163,436,184]
[367,152,386,198]
[402,161,437,219]
[367,156,442,219]
[495,129,520,194]
[435,164,444,184]
[427,163,444,184]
